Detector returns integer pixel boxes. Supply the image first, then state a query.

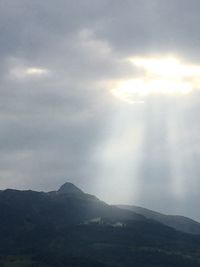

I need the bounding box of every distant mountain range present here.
[117,205,200,235]
[1,182,200,267]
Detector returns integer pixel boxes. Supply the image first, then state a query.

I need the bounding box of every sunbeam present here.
[94,103,144,204]
[94,94,196,213]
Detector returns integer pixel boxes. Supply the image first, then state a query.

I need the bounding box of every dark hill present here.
[57,182,85,195]
[1,183,200,267]
[0,183,144,231]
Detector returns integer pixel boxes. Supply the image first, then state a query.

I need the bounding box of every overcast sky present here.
[1,0,200,220]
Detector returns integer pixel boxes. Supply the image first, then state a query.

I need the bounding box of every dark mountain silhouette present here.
[57,182,85,195]
[0,183,143,229]
[117,204,200,235]
[1,183,200,267]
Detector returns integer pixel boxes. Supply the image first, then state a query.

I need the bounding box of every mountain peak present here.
[57,182,84,195]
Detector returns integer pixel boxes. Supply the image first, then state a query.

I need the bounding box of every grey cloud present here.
[93,0,200,60]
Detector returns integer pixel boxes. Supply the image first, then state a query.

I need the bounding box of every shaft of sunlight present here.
[93,103,144,204]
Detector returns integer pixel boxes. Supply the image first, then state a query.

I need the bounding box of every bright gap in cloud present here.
[11,67,49,79]
[111,55,200,103]
[25,68,48,75]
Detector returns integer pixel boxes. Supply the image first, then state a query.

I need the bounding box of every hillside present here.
[117,204,200,235]
[1,183,200,267]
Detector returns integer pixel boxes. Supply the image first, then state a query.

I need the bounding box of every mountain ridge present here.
[1,182,200,234]
[117,204,200,235]
[1,182,200,266]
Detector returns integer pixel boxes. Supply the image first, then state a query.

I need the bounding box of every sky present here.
[1,0,200,220]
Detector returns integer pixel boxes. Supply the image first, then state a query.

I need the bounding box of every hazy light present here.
[111,56,200,103]
[94,105,144,204]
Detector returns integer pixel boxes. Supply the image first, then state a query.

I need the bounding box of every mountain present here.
[117,204,200,235]
[0,183,144,228]
[57,182,85,195]
[1,183,200,267]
